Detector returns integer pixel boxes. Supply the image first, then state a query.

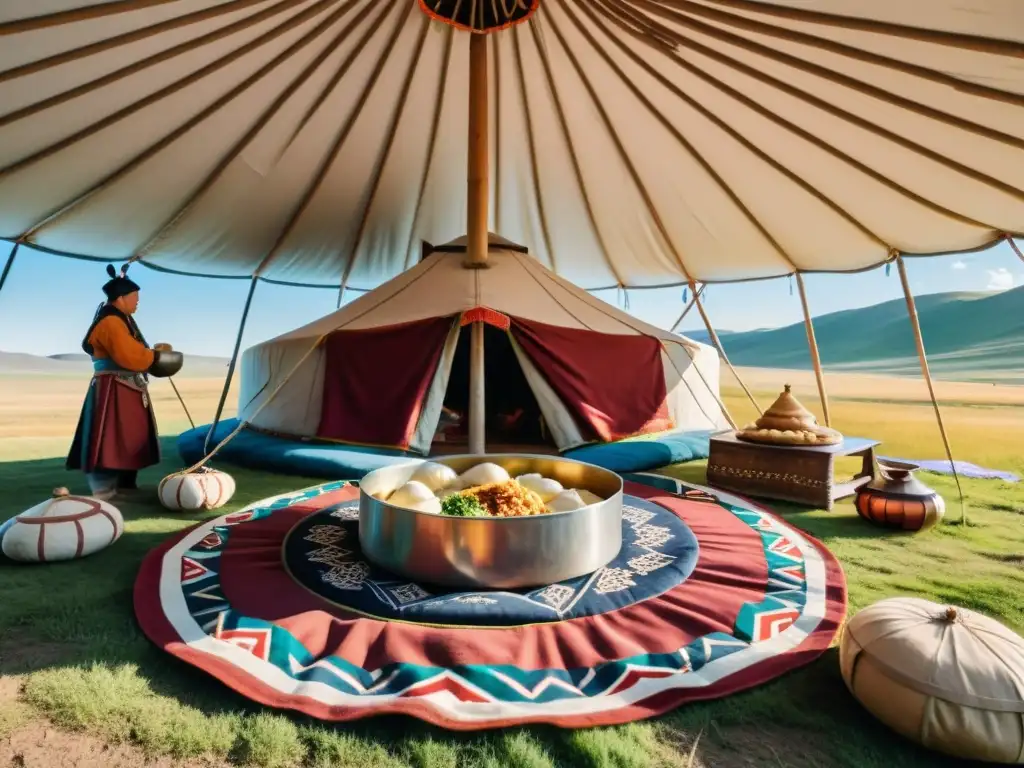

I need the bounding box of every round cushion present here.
[1,488,124,563]
[840,597,1024,763]
[158,468,235,511]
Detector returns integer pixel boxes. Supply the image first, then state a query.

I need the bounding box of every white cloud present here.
[986,268,1015,291]
[951,260,967,270]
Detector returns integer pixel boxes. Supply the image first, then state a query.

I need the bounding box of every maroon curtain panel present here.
[317,316,455,449]
[509,317,673,442]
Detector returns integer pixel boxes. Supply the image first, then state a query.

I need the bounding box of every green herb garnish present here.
[441,493,488,517]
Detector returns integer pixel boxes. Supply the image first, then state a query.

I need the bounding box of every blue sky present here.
[0,239,1020,358]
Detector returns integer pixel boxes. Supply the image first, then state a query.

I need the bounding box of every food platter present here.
[358,454,624,589]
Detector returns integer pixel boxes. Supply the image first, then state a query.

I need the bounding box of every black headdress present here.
[102,263,140,301]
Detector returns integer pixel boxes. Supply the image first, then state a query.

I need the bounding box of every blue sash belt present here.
[92,358,149,390]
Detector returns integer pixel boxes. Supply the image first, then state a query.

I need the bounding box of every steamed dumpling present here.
[576,489,603,506]
[388,481,442,514]
[515,473,564,502]
[458,462,510,488]
[545,489,586,513]
[409,461,459,493]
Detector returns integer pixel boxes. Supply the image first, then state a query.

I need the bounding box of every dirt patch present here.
[1,722,224,768]
[670,724,841,768]
[0,633,74,675]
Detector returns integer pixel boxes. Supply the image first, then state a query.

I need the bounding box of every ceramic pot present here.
[855,460,945,532]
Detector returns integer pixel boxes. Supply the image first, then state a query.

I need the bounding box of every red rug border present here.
[133,483,847,730]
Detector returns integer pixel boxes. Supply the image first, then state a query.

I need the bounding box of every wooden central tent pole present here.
[465,30,489,455]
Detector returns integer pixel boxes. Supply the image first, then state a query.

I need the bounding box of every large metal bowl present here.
[148,350,183,378]
[358,454,624,589]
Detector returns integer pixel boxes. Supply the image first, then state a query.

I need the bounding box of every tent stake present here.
[668,283,705,333]
[795,273,831,426]
[0,242,20,299]
[1008,233,1024,263]
[895,255,966,525]
[688,280,762,415]
[205,276,259,455]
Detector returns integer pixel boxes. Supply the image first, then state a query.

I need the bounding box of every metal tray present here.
[358,454,623,589]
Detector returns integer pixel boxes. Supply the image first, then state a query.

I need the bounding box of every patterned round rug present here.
[134,475,847,730]
[282,495,700,627]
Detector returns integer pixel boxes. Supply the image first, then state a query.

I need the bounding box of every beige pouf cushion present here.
[158,467,236,511]
[1,487,123,563]
[840,597,1024,763]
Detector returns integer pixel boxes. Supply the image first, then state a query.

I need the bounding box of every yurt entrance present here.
[432,324,555,454]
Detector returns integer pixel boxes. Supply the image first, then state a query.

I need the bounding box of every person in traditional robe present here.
[66,264,174,499]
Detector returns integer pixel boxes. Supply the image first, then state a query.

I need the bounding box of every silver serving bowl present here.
[358,454,624,589]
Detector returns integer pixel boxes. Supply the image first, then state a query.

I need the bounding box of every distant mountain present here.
[0,351,231,376]
[678,287,1024,383]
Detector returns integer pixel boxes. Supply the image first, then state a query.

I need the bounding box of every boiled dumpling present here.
[545,489,586,513]
[409,461,459,493]
[458,462,510,488]
[576,489,603,506]
[515,473,563,502]
[388,481,442,514]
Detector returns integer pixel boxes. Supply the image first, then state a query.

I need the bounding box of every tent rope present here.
[895,253,967,525]
[167,334,328,477]
[1008,233,1024,263]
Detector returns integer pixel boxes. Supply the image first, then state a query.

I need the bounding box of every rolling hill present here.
[681,286,1024,384]
[0,351,230,377]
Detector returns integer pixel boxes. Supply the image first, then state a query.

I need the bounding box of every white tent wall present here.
[237,238,727,450]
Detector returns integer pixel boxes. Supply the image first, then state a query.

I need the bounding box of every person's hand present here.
[153,343,173,352]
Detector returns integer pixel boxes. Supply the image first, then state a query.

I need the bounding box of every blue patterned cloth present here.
[283,495,699,627]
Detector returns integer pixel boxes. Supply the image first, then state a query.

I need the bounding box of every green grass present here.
[1,436,1023,767]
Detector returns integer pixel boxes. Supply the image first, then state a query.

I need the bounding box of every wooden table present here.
[706,431,880,510]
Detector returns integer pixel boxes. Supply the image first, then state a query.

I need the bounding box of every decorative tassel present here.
[885,262,891,277]
[789,275,794,295]
[624,289,630,310]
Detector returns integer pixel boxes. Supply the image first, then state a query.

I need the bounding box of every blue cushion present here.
[563,431,712,473]
[177,420,413,480]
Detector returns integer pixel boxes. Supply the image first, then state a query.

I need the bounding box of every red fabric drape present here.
[317,317,455,449]
[509,317,673,442]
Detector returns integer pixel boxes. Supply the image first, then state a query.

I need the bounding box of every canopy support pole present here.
[795,273,831,426]
[688,280,762,415]
[0,243,19,299]
[464,32,489,270]
[465,31,489,454]
[204,277,258,455]
[895,255,966,525]
[1008,233,1024,264]
[668,283,706,332]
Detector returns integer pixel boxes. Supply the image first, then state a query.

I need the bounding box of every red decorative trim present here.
[99,508,119,544]
[16,499,102,524]
[460,307,510,331]
[417,0,539,34]
[74,520,85,558]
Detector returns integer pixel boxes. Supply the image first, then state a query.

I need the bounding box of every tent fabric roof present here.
[1,1,1022,290]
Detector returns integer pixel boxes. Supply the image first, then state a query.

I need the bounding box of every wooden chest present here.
[706,432,879,510]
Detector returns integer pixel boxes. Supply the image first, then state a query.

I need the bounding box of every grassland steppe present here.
[0,348,1022,768]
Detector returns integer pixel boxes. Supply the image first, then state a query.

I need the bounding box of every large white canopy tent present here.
[1,1,1023,516]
